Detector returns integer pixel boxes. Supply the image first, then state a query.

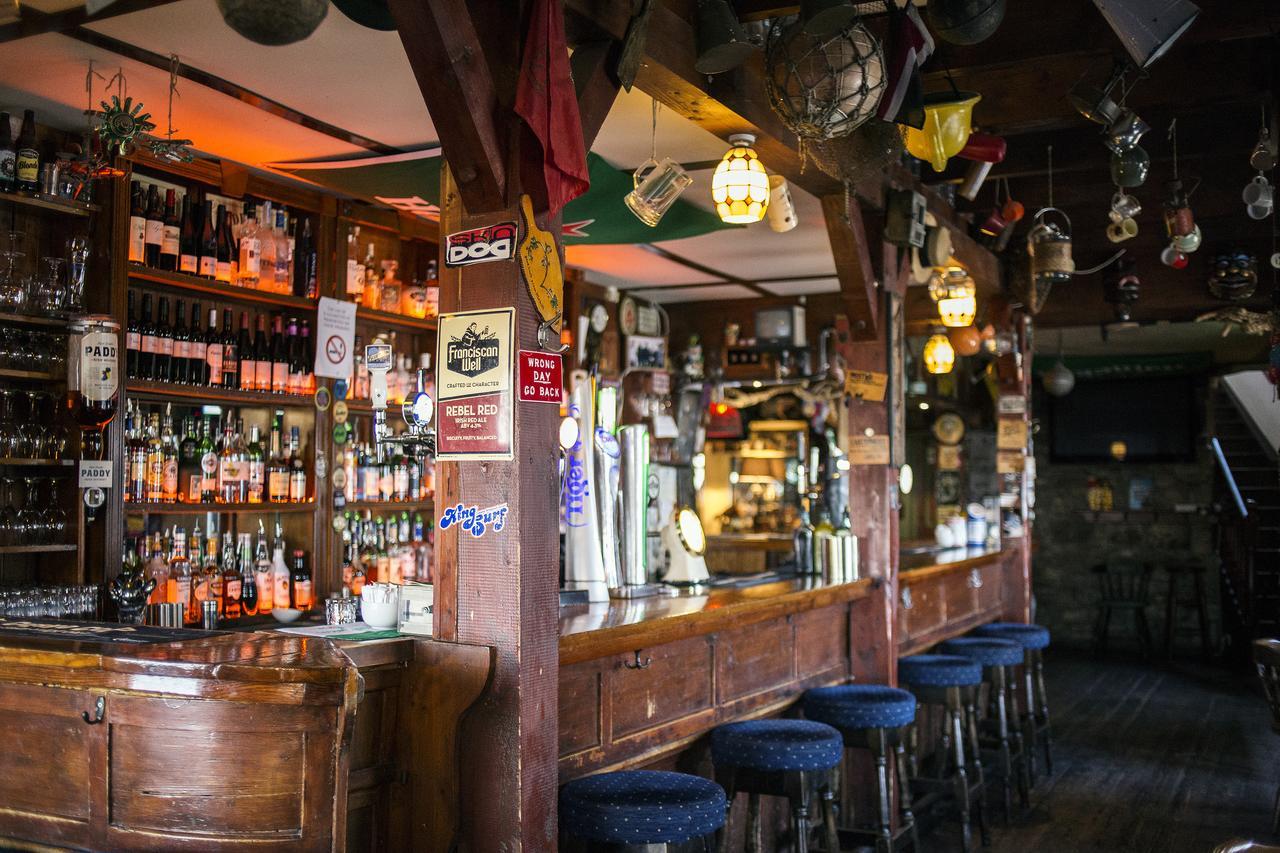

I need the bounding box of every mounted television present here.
[1049,376,1199,462]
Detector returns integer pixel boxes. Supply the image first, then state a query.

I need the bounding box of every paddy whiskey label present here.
[436,308,514,461]
[79,332,118,401]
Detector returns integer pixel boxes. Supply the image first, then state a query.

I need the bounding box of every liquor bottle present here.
[257,203,276,291]
[288,425,307,502]
[128,404,148,502]
[0,111,15,192]
[792,499,815,574]
[291,550,312,611]
[187,302,207,386]
[158,188,179,271]
[274,209,290,293]
[345,225,364,301]
[238,533,259,617]
[161,404,178,502]
[153,297,173,381]
[198,199,217,278]
[198,418,218,503]
[285,317,303,395]
[201,529,223,617]
[171,299,189,384]
[295,216,317,299]
[237,202,260,288]
[145,413,164,503]
[220,308,239,389]
[127,180,146,262]
[271,528,291,612]
[125,291,140,378]
[256,313,275,392]
[298,319,315,393]
[204,307,223,387]
[143,183,163,267]
[267,414,289,503]
[169,527,192,611]
[246,424,265,504]
[361,242,379,308]
[146,531,170,605]
[221,530,242,620]
[217,417,240,503]
[138,292,157,379]
[237,311,256,392]
[14,110,39,193]
[341,537,355,594]
[178,417,200,502]
[178,193,197,275]
[254,519,273,615]
[215,205,233,283]
[270,314,288,394]
[122,402,139,501]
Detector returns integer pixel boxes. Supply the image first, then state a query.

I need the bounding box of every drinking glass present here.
[15,477,40,544]
[65,236,89,314]
[0,231,26,313]
[624,158,693,227]
[19,392,44,460]
[44,479,66,544]
[32,257,66,317]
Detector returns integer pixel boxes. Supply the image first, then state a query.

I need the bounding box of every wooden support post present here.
[433,164,561,850]
[571,39,622,152]
[823,192,880,343]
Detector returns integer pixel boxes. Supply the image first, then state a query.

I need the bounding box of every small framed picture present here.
[625,335,666,369]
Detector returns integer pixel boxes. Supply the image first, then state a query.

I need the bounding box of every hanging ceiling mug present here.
[1172,224,1202,253]
[766,174,798,232]
[624,157,693,227]
[1243,175,1273,208]
[1106,217,1138,243]
[1247,203,1273,221]
[1110,191,1141,220]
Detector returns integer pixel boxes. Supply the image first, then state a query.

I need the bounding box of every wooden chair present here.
[1091,559,1155,658]
[1252,639,1280,834]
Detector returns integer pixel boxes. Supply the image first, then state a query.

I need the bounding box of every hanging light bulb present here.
[923,333,956,374]
[1042,331,1076,396]
[712,133,770,224]
[929,266,978,328]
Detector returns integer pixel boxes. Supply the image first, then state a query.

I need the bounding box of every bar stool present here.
[938,637,1031,823]
[560,770,727,851]
[802,684,920,853]
[710,719,843,853]
[973,621,1053,780]
[898,654,989,853]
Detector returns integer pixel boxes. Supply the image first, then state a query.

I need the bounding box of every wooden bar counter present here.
[898,544,1028,655]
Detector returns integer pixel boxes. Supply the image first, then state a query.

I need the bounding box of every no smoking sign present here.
[325,335,346,365]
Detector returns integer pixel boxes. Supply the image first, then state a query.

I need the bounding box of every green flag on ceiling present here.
[268,150,736,245]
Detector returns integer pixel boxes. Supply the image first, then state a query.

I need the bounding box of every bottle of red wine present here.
[256,314,274,392]
[178,193,197,275]
[215,205,233,283]
[270,314,289,394]
[126,290,140,378]
[174,300,192,384]
[138,293,157,379]
[188,301,207,386]
[128,181,146,263]
[220,309,239,389]
[144,184,163,267]
[154,296,173,381]
[205,307,223,387]
[0,112,16,193]
[238,311,256,392]
[159,189,179,271]
[198,199,217,279]
[14,110,38,193]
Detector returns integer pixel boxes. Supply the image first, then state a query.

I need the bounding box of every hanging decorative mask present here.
[96,95,155,156]
[1208,250,1258,301]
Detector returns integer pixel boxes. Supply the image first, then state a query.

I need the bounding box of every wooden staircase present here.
[1212,386,1276,652]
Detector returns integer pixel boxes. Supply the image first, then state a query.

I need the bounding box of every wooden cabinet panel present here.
[559,661,602,757]
[611,637,712,739]
[0,683,97,834]
[718,617,795,703]
[795,605,848,680]
[942,571,977,623]
[903,579,944,639]
[977,561,1004,614]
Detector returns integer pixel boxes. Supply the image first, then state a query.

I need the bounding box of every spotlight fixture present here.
[1092,0,1199,69]
[694,0,758,76]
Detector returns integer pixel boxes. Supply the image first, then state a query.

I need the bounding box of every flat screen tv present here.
[1049,376,1199,462]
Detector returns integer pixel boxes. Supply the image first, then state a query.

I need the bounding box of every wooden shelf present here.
[125,501,316,515]
[126,379,316,408]
[0,458,75,467]
[340,499,434,512]
[355,306,437,333]
[127,267,318,312]
[0,312,70,328]
[0,543,78,554]
[0,367,58,381]
[0,189,99,217]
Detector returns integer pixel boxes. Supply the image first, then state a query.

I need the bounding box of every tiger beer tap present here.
[366,342,437,461]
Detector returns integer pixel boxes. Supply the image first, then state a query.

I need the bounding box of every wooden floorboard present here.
[921,652,1280,853]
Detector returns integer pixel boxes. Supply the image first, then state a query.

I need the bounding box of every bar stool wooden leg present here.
[947,691,973,853]
[1003,666,1031,808]
[715,768,736,853]
[991,668,1015,824]
[893,739,920,853]
[962,689,990,848]
[1033,649,1053,776]
[746,792,762,853]
[821,767,840,853]
[786,770,812,853]
[1021,661,1037,783]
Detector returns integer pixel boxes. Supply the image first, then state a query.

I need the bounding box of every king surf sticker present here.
[439,502,510,537]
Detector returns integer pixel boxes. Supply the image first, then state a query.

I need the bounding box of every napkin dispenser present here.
[398,582,435,637]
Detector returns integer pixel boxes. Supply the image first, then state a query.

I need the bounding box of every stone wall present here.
[1031,396,1219,653]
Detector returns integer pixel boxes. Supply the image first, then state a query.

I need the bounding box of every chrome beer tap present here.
[366,342,437,461]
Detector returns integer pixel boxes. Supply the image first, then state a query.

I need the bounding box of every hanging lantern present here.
[1023,207,1075,314]
[923,333,956,374]
[948,325,982,356]
[712,134,771,224]
[764,17,886,142]
[1042,359,1076,396]
[216,0,328,46]
[929,266,978,327]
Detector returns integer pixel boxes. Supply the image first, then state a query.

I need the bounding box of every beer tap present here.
[366,342,437,461]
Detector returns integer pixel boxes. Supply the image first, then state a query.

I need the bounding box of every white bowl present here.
[272,607,304,624]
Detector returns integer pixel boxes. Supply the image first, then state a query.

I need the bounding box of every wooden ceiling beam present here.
[823,193,880,339]
[571,40,623,153]
[563,0,843,199]
[386,0,508,212]
[0,0,181,44]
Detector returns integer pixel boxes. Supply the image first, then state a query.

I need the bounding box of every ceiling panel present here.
[566,244,722,288]
[759,276,841,296]
[632,284,758,304]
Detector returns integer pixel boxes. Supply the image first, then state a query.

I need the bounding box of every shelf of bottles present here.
[337,506,433,593]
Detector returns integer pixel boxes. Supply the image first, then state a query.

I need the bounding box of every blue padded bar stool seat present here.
[709,719,842,853]
[559,770,726,851]
[941,637,1032,823]
[973,622,1054,780]
[801,685,921,853]
[899,654,990,853]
